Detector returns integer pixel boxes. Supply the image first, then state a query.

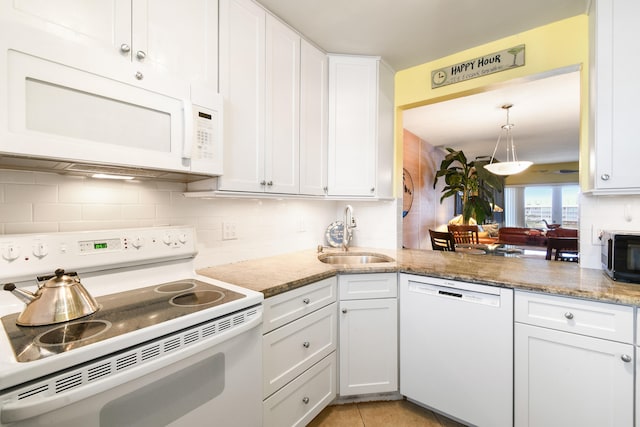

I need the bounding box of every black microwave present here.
[602,231,640,283]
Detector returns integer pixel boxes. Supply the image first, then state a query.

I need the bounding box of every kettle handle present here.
[36,270,78,287]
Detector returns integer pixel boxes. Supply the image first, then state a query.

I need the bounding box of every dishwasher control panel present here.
[407,279,501,307]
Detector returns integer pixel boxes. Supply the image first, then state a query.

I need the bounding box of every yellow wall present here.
[394,15,589,194]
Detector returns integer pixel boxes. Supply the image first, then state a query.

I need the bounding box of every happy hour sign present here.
[431,45,525,88]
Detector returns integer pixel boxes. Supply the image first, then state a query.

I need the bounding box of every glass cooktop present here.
[1,279,245,363]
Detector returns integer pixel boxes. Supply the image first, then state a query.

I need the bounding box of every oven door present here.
[0,311,262,427]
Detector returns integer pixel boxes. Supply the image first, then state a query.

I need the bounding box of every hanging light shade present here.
[484,104,532,176]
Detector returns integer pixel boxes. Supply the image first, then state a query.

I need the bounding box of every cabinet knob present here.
[601,173,611,181]
[302,397,310,404]
[267,181,273,186]
[135,71,144,80]
[260,180,266,186]
[302,341,310,348]
[370,187,375,193]
[342,308,347,314]
[621,354,632,363]
[302,298,310,305]
[136,50,146,60]
[564,312,574,320]
[120,43,131,53]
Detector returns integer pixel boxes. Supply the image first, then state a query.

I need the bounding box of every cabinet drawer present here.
[263,277,337,333]
[339,273,397,300]
[263,352,336,427]
[263,303,337,397]
[515,291,634,343]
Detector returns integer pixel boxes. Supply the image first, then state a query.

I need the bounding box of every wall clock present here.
[402,168,414,218]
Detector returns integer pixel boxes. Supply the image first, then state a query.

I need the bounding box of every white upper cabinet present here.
[265,15,301,194]
[218,0,327,195]
[588,0,640,194]
[2,0,219,90]
[218,0,266,192]
[328,55,394,198]
[300,40,329,196]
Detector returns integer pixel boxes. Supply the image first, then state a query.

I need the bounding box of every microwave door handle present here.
[607,238,613,271]
[182,101,194,161]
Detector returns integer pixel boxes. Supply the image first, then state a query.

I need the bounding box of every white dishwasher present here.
[400,274,513,427]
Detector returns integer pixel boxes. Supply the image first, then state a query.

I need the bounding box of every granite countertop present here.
[197,247,640,306]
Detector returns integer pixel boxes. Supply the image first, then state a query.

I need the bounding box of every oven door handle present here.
[1,313,262,423]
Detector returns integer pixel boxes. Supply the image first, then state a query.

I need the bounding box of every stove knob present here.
[132,237,144,249]
[32,242,48,258]
[163,234,174,245]
[178,233,187,244]
[2,244,20,261]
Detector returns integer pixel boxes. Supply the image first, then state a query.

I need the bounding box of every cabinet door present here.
[263,303,337,398]
[515,323,634,427]
[2,0,131,61]
[264,15,300,194]
[339,298,397,396]
[134,0,219,90]
[263,353,336,427]
[218,0,266,192]
[328,56,377,197]
[591,0,640,192]
[299,40,328,196]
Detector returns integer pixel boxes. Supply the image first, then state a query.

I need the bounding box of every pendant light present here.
[484,104,532,175]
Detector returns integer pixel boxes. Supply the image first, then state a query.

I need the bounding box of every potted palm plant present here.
[433,148,504,225]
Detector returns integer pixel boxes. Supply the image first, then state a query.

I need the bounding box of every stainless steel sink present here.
[317,252,394,265]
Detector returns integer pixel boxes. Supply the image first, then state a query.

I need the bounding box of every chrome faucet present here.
[342,204,357,251]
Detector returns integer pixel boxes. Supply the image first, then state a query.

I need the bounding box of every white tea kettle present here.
[3,268,100,326]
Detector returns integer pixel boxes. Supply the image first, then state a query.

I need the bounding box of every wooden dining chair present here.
[429,230,456,252]
[546,237,579,262]
[447,224,480,245]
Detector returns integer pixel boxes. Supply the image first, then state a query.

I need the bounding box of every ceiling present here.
[256,0,589,165]
[256,0,590,71]
[402,70,581,164]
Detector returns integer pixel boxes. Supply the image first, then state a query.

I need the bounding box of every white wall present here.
[0,170,398,269]
[579,193,640,269]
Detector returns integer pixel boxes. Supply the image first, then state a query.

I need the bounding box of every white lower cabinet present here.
[515,291,634,427]
[338,273,397,396]
[262,277,337,427]
[263,352,336,427]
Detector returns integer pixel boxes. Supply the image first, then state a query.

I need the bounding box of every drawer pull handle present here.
[302,397,310,404]
[342,308,347,314]
[564,312,574,320]
[621,354,632,363]
[303,298,310,305]
[302,341,310,348]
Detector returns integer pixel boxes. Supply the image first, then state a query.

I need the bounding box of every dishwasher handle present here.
[438,290,463,298]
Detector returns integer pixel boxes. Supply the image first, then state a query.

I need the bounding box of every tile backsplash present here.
[0,170,398,269]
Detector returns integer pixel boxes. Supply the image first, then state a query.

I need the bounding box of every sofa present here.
[497,227,548,247]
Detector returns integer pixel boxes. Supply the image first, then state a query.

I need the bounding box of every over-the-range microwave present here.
[0,24,223,179]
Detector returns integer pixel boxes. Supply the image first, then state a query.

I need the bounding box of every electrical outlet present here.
[222,221,238,240]
[591,225,603,245]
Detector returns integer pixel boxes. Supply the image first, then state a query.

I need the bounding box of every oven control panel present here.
[0,226,196,282]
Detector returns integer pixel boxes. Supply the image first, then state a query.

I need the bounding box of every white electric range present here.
[0,226,263,426]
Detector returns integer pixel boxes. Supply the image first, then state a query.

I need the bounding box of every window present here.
[505,185,579,229]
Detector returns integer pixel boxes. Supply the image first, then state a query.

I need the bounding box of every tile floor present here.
[307,400,468,427]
